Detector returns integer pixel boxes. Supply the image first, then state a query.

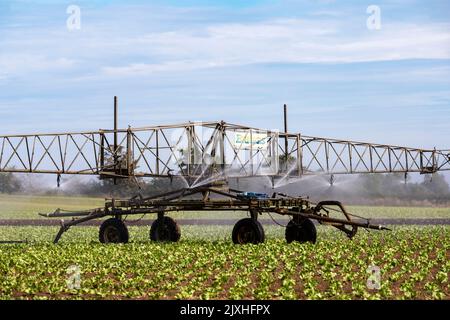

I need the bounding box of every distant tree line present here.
[0,173,21,194]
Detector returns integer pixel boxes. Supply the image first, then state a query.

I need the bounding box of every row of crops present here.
[0,226,448,300]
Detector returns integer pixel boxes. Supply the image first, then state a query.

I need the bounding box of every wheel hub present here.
[237,225,256,243]
[104,226,120,243]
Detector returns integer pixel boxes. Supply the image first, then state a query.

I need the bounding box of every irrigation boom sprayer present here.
[1,98,449,244]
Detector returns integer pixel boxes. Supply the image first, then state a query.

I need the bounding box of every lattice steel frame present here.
[0,121,449,179]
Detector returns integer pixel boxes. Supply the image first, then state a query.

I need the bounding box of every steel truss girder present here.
[0,121,448,178]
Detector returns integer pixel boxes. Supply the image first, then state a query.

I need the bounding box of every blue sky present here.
[0,0,449,151]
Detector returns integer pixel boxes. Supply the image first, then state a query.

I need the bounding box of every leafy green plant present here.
[0,226,448,300]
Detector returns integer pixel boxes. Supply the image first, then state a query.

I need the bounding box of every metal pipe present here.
[280,209,391,231]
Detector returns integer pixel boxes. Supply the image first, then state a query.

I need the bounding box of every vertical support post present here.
[273,132,279,175]
[58,135,65,173]
[92,133,98,173]
[405,149,409,173]
[296,134,302,176]
[348,142,353,174]
[388,147,392,172]
[100,132,105,171]
[114,96,118,184]
[156,129,160,175]
[432,147,437,172]
[420,151,424,172]
[25,137,31,172]
[157,210,164,221]
[284,104,288,171]
[191,126,196,175]
[250,129,253,175]
[187,126,192,176]
[126,126,132,176]
[325,141,330,173]
[369,144,374,173]
[0,137,4,168]
[220,123,226,172]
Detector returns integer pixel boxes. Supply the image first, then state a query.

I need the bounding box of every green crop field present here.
[0,194,104,220]
[0,194,449,300]
[0,225,449,300]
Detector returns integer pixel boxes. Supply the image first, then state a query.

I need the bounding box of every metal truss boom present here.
[0,121,448,179]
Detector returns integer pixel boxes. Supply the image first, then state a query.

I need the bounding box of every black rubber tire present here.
[285,218,317,244]
[232,218,265,245]
[150,217,181,242]
[99,218,129,244]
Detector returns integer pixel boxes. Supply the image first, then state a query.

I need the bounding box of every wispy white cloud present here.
[1,4,449,79]
[100,19,450,76]
[102,60,225,76]
[0,54,76,75]
[309,10,343,17]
